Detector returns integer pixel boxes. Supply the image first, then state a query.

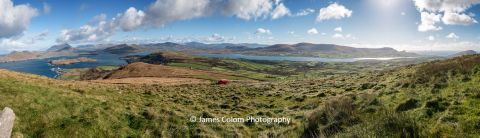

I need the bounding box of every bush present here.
[425,98,450,116]
[396,99,419,112]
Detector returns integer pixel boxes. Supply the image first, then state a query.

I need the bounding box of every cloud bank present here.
[58,0,293,43]
[0,0,38,38]
[413,0,480,32]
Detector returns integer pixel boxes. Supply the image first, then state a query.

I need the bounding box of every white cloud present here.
[146,0,213,26]
[205,33,227,42]
[43,2,50,14]
[294,8,315,16]
[401,12,406,16]
[0,31,48,51]
[345,34,355,40]
[334,27,342,32]
[223,0,273,20]
[89,14,107,24]
[413,0,443,12]
[147,0,292,22]
[58,0,293,43]
[428,35,435,41]
[255,28,271,34]
[418,12,442,32]
[274,0,281,5]
[307,28,318,35]
[116,7,146,31]
[0,39,27,51]
[0,0,38,38]
[446,32,459,40]
[316,3,352,22]
[413,0,480,13]
[332,33,343,39]
[58,0,214,43]
[57,14,116,43]
[332,33,356,40]
[442,12,478,25]
[413,0,480,31]
[271,3,290,19]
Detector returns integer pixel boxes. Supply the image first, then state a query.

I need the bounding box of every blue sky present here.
[0,0,480,53]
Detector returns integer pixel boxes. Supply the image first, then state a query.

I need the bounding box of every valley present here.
[0,42,478,137]
[57,51,431,84]
[2,0,480,137]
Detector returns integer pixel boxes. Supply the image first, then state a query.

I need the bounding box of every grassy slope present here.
[2,55,480,137]
[0,69,329,137]
[305,55,480,137]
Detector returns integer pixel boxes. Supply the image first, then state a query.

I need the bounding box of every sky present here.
[0,0,480,54]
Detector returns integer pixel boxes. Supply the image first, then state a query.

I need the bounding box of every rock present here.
[0,107,15,138]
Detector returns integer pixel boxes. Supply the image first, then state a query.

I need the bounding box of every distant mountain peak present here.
[47,43,73,52]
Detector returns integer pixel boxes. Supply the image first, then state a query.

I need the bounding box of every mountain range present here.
[245,43,418,57]
[99,42,420,58]
[0,42,421,63]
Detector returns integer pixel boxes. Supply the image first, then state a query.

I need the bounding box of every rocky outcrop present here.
[0,107,15,138]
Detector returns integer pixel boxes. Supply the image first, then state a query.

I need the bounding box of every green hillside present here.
[1,55,480,137]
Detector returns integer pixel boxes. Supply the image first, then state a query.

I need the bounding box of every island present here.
[48,57,96,65]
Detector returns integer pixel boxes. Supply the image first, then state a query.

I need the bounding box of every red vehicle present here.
[217,79,229,85]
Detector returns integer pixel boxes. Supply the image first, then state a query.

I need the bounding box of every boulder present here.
[0,107,15,138]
